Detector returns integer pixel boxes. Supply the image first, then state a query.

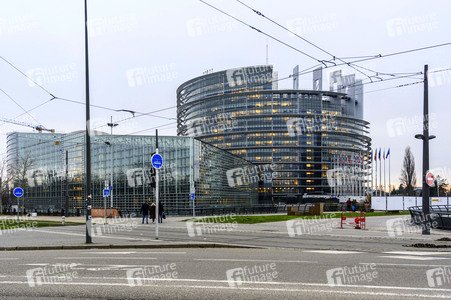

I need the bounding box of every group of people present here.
[346,198,358,212]
[140,201,165,224]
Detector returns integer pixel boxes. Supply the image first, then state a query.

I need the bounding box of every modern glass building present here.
[6,132,257,215]
[177,65,372,202]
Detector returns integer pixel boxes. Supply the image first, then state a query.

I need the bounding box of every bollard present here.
[62,216,65,226]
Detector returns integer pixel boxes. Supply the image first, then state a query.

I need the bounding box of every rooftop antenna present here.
[266,40,268,65]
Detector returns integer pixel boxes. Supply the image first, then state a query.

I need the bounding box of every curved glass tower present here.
[177,65,372,202]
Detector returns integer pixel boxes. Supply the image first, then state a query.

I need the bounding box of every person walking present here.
[140,201,150,224]
[150,202,156,223]
[158,202,164,223]
[346,198,351,211]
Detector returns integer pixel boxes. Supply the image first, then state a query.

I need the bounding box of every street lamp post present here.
[107,117,118,218]
[415,64,436,235]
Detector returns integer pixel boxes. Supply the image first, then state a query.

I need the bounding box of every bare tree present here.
[399,146,416,196]
[10,153,35,215]
[0,157,12,213]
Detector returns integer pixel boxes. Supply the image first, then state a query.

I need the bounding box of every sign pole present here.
[17,196,19,227]
[155,129,159,240]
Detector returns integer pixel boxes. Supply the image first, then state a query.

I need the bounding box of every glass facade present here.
[177,65,372,201]
[6,132,257,215]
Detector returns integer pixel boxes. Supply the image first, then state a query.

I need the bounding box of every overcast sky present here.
[1,0,450,190]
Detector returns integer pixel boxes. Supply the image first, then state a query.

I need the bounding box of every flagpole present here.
[374,150,377,197]
[388,150,391,196]
[379,149,382,197]
[384,149,386,196]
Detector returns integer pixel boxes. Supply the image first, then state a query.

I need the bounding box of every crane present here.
[0,117,55,133]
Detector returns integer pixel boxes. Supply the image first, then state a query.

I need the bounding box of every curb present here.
[0,242,265,251]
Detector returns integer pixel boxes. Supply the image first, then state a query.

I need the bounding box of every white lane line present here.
[303,250,361,254]
[82,251,186,255]
[383,251,451,256]
[84,252,136,255]
[194,259,316,263]
[369,263,451,267]
[381,255,450,261]
[0,280,451,298]
[54,257,157,260]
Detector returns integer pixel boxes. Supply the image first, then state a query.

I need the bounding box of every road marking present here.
[194,258,316,263]
[369,263,451,267]
[303,250,361,254]
[84,252,136,255]
[381,255,450,261]
[0,280,450,298]
[55,257,157,260]
[383,251,451,256]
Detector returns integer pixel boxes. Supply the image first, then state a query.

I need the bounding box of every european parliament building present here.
[177,65,372,202]
[6,132,257,215]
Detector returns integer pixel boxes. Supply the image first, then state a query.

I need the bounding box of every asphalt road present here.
[0,248,451,299]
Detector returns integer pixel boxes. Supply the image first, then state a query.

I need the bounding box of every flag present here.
[378,148,381,160]
[374,149,377,160]
[367,150,370,162]
[386,148,390,159]
[383,149,385,160]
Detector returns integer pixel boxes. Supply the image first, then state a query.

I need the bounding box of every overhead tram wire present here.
[234,0,373,82]
[199,0,324,65]
[0,55,176,126]
[0,55,56,99]
[0,87,44,126]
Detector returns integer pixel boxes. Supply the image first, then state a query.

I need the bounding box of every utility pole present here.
[107,117,118,218]
[415,64,436,235]
[84,0,92,243]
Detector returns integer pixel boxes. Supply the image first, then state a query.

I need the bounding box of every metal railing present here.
[409,205,451,230]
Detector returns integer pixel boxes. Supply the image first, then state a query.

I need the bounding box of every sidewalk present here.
[1,213,450,250]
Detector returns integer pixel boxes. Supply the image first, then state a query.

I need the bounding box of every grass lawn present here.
[183,211,411,224]
[0,220,84,230]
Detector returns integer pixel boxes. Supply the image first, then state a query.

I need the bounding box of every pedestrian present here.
[158,202,164,223]
[150,203,156,223]
[346,198,351,211]
[140,201,149,224]
[352,199,357,212]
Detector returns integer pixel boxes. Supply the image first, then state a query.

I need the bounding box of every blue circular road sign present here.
[151,153,164,169]
[13,187,24,198]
